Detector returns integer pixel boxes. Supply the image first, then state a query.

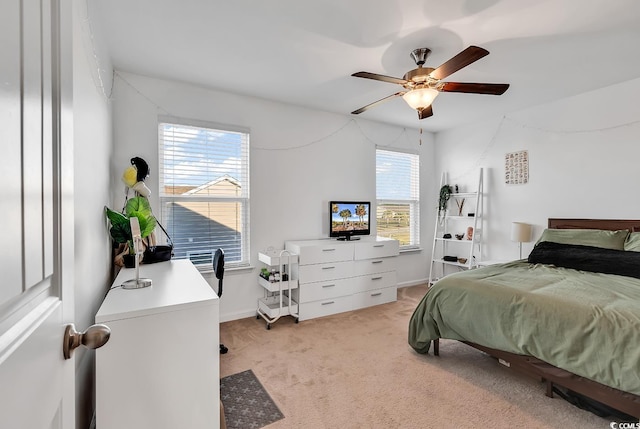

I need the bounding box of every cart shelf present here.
[256,249,299,329]
[258,277,298,292]
[258,295,298,319]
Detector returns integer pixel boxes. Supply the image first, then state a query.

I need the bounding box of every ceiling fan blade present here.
[417,105,433,120]
[430,46,489,80]
[441,82,510,95]
[351,92,405,115]
[352,71,408,85]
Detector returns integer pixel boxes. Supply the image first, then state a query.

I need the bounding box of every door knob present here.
[63,323,111,360]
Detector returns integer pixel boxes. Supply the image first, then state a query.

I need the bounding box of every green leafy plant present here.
[438,184,453,222]
[105,196,157,244]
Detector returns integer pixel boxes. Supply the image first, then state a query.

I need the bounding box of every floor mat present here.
[220,369,284,429]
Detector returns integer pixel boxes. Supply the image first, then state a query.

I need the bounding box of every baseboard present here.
[220,309,258,323]
[397,278,428,288]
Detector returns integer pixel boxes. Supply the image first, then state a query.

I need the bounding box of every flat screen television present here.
[329,201,370,240]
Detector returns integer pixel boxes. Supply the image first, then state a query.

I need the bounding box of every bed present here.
[409,218,640,419]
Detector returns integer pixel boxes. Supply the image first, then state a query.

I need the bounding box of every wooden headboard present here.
[548,218,640,232]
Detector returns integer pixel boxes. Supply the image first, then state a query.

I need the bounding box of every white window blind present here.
[159,119,250,268]
[376,148,420,248]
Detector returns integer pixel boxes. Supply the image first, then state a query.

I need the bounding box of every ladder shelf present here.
[429,168,484,284]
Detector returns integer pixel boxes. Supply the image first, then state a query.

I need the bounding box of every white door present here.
[0,1,77,428]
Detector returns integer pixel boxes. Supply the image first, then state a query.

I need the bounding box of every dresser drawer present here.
[351,271,397,293]
[354,239,399,260]
[352,286,397,311]
[292,278,354,303]
[298,261,353,283]
[353,256,397,276]
[287,241,354,265]
[283,238,398,322]
[298,295,353,321]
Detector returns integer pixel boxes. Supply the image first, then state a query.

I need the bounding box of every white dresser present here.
[95,260,220,429]
[285,237,399,321]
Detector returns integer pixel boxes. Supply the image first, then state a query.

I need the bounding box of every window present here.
[159,118,250,268]
[376,148,420,248]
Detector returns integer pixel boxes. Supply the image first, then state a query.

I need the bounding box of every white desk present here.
[96,260,219,429]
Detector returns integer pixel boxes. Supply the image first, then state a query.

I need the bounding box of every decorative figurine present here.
[466,226,474,240]
[456,198,465,216]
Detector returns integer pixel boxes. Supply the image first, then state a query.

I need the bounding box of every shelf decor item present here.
[438,184,453,223]
[456,198,466,216]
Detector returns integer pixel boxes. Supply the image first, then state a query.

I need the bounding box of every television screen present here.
[329,201,370,240]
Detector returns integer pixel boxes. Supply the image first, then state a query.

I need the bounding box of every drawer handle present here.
[373,244,384,248]
[322,266,335,270]
[322,284,336,288]
[371,276,383,280]
[371,292,382,297]
[321,301,335,306]
[371,260,383,264]
[322,248,336,252]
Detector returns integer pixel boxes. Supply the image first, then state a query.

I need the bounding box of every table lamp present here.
[122,217,153,289]
[511,222,532,260]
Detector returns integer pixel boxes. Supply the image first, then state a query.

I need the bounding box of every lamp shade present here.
[402,88,439,110]
[510,222,532,243]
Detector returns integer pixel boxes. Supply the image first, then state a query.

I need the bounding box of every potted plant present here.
[105,196,157,267]
[438,184,453,223]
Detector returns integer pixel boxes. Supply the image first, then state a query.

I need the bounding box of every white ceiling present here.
[90,0,640,132]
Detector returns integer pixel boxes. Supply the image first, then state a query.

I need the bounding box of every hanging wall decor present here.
[505,150,529,185]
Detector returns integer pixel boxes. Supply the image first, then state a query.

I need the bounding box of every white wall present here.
[72,3,114,428]
[434,77,640,262]
[110,72,436,321]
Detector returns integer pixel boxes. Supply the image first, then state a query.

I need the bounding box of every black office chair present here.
[213,248,228,354]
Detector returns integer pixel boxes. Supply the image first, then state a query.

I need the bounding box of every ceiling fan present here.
[351,46,509,120]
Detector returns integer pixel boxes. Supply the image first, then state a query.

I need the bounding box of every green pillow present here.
[536,228,629,250]
[624,232,640,252]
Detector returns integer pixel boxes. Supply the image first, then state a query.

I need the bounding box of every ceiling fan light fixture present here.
[350,45,508,120]
[402,88,439,110]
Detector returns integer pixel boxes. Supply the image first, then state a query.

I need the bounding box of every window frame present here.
[158,116,251,270]
[375,147,420,250]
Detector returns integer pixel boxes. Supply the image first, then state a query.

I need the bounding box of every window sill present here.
[400,247,423,254]
[194,263,254,275]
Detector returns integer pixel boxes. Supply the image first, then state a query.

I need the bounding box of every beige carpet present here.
[220,285,611,429]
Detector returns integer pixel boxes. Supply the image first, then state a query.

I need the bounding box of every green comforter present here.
[408,261,640,396]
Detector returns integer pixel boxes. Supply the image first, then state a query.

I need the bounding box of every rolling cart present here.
[256,249,299,329]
